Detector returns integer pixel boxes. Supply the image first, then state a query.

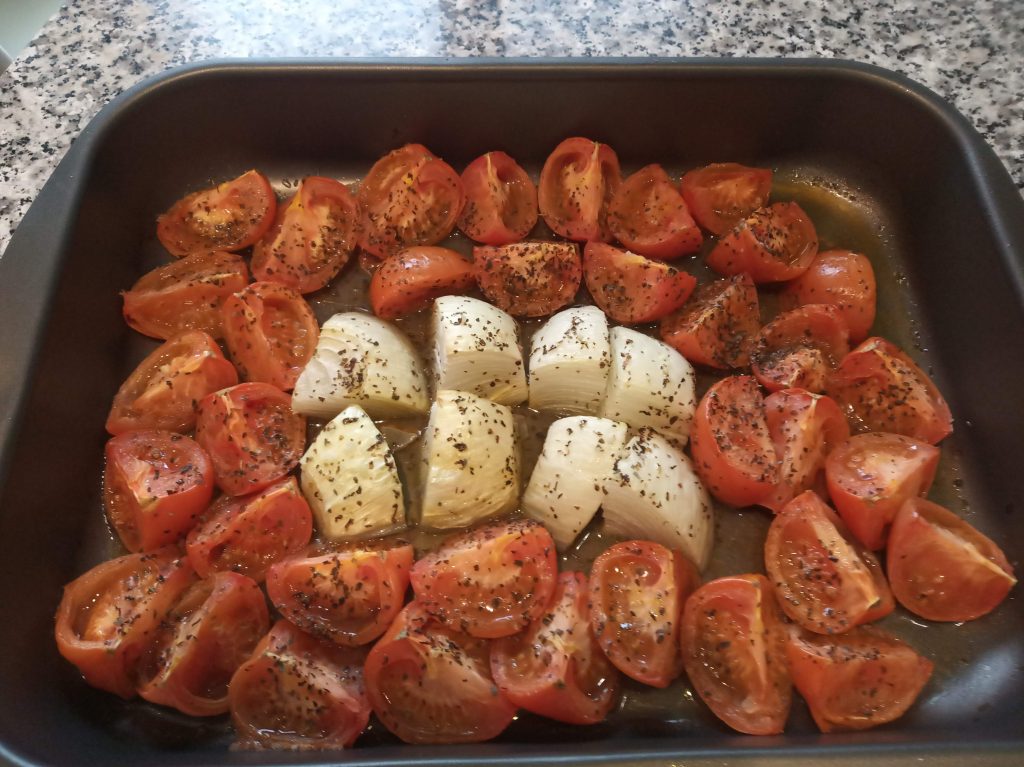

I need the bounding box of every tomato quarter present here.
[607,164,702,260]
[707,202,818,283]
[781,249,877,342]
[457,151,538,245]
[751,304,851,393]
[538,137,621,242]
[679,163,773,236]
[583,242,697,325]
[474,241,581,317]
[369,246,475,319]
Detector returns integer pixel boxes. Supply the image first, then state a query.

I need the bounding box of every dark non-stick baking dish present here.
[1,59,1022,767]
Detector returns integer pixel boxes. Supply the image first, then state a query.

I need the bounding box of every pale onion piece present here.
[528,305,611,414]
[599,326,696,445]
[299,405,406,541]
[521,415,628,550]
[432,295,527,405]
[420,389,519,529]
[602,429,714,570]
[292,312,429,419]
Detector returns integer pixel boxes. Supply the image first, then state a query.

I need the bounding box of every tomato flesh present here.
[369,246,475,319]
[457,151,538,245]
[707,202,818,283]
[538,137,621,242]
[474,241,582,317]
[679,163,773,236]
[781,249,877,342]
[607,164,702,260]
[583,242,697,325]
[751,304,851,393]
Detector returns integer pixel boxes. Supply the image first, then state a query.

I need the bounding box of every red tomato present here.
[157,169,277,257]
[690,376,778,507]
[583,242,697,325]
[251,176,359,294]
[766,491,894,635]
[780,249,877,342]
[137,572,270,716]
[607,164,702,260]
[825,433,940,550]
[887,498,1017,622]
[474,241,582,317]
[589,540,699,688]
[369,246,475,319]
[410,518,558,639]
[786,626,933,732]
[357,144,464,259]
[826,337,953,444]
[122,250,250,340]
[707,202,819,283]
[457,151,538,245]
[365,602,516,744]
[680,574,791,735]
[538,137,621,242]
[185,476,312,582]
[221,281,319,391]
[54,549,196,699]
[230,620,370,749]
[751,304,851,393]
[659,273,761,369]
[106,330,238,435]
[679,163,773,236]
[492,571,621,724]
[266,542,414,646]
[194,382,306,496]
[103,430,214,552]
[762,388,850,512]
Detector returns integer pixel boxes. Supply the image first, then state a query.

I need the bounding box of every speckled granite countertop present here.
[0,0,1021,256]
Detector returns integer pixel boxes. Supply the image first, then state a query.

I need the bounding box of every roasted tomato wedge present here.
[786,626,933,732]
[707,202,818,283]
[185,476,312,582]
[55,549,196,699]
[751,305,851,393]
[357,144,464,259]
[267,542,414,646]
[221,281,319,391]
[410,518,558,639]
[825,432,940,550]
[365,602,516,744]
[679,163,773,236]
[766,491,893,634]
[659,273,761,369]
[194,382,306,496]
[607,164,702,260]
[122,250,250,340]
[474,241,582,317]
[251,176,359,294]
[538,137,621,242]
[103,430,214,552]
[157,169,277,257]
[583,242,697,325]
[457,151,538,245]
[690,376,778,508]
[888,498,1017,622]
[369,246,475,319]
[137,572,269,716]
[826,337,953,444]
[780,249,877,342]
[230,620,370,749]
[492,571,621,724]
[589,540,699,688]
[681,574,791,735]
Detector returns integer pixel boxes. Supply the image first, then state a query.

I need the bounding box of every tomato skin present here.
[457,151,538,245]
[786,626,933,732]
[887,498,1017,622]
[230,619,370,749]
[780,250,877,342]
[707,202,819,283]
[679,163,773,236]
[157,169,277,257]
[194,382,306,496]
[538,137,622,242]
[410,518,558,639]
[583,242,697,325]
[369,246,476,319]
[751,304,851,393]
[221,281,319,391]
[474,241,582,317]
[825,433,940,550]
[607,164,702,260]
[492,571,621,724]
[589,541,699,688]
[123,250,251,340]
[681,574,792,735]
